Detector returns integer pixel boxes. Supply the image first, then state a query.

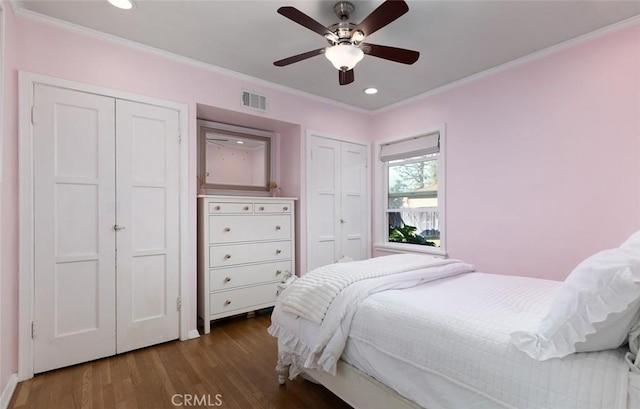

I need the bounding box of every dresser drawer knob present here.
[224,277,231,283]
[275,225,281,230]
[224,227,231,232]
[259,206,265,211]
[283,206,288,211]
[224,254,231,259]
[276,270,282,276]
[215,206,221,210]
[224,300,231,306]
[276,249,282,254]
[243,206,249,211]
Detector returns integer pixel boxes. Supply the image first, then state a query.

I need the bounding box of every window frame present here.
[374,125,446,257]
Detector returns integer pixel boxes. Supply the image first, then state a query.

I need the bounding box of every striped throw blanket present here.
[279,254,458,324]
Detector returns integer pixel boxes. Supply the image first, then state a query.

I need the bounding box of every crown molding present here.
[373,15,640,115]
[10,2,372,116]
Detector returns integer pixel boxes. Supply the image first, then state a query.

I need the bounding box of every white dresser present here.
[197,195,296,334]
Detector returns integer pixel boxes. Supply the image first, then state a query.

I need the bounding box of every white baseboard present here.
[0,374,18,409]
[188,329,200,339]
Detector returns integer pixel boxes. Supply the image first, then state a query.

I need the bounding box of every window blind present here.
[379,132,439,162]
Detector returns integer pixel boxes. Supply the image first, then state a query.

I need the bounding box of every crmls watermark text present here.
[171,394,223,407]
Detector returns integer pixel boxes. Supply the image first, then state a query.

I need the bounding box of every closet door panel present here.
[340,142,368,262]
[33,84,116,373]
[115,100,180,353]
[307,136,341,271]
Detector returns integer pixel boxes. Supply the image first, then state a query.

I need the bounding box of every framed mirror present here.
[198,120,273,193]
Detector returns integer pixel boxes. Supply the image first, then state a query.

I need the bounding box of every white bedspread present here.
[342,273,631,409]
[279,254,458,324]
[269,257,474,375]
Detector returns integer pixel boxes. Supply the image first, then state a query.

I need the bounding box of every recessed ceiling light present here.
[364,87,378,95]
[236,140,245,144]
[108,0,134,10]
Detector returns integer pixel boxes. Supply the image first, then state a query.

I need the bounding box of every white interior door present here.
[32,85,181,372]
[307,135,369,272]
[340,142,368,262]
[115,100,180,353]
[33,84,116,373]
[307,135,341,271]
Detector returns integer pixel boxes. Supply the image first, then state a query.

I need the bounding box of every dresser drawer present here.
[255,202,292,214]
[209,215,291,244]
[208,202,253,214]
[210,261,292,291]
[209,241,291,267]
[209,282,279,315]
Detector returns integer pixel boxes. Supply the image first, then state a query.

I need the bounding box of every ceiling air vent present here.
[241,90,267,112]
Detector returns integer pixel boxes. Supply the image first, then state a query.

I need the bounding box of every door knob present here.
[113,225,126,231]
[340,219,345,224]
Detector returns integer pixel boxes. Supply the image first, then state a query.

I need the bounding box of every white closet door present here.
[307,135,369,272]
[33,84,116,373]
[340,142,368,262]
[115,100,180,353]
[307,135,341,271]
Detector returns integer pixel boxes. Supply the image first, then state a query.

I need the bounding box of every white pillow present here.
[511,247,640,360]
[621,230,640,253]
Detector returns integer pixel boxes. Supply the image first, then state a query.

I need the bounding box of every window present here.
[379,131,444,252]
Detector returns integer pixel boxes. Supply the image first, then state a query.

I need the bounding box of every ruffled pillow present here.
[627,320,640,373]
[511,247,640,360]
[621,230,640,253]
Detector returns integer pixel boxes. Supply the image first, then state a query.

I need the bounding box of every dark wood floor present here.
[9,310,353,409]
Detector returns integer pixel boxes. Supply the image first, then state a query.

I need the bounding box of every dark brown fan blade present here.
[274,48,325,67]
[361,43,419,64]
[354,0,409,37]
[277,6,334,38]
[339,69,355,86]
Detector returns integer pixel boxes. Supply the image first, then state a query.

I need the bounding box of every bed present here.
[269,239,640,409]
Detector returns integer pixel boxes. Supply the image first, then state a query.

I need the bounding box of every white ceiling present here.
[16,0,640,111]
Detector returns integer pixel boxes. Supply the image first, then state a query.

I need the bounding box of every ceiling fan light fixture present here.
[325,44,364,71]
[351,30,365,43]
[107,0,134,10]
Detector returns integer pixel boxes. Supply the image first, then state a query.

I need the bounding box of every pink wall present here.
[0,8,372,388]
[372,24,640,280]
[278,125,304,273]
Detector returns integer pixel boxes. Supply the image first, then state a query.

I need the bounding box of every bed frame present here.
[277,358,421,409]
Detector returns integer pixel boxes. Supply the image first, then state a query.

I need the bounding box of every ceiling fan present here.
[274,0,420,86]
